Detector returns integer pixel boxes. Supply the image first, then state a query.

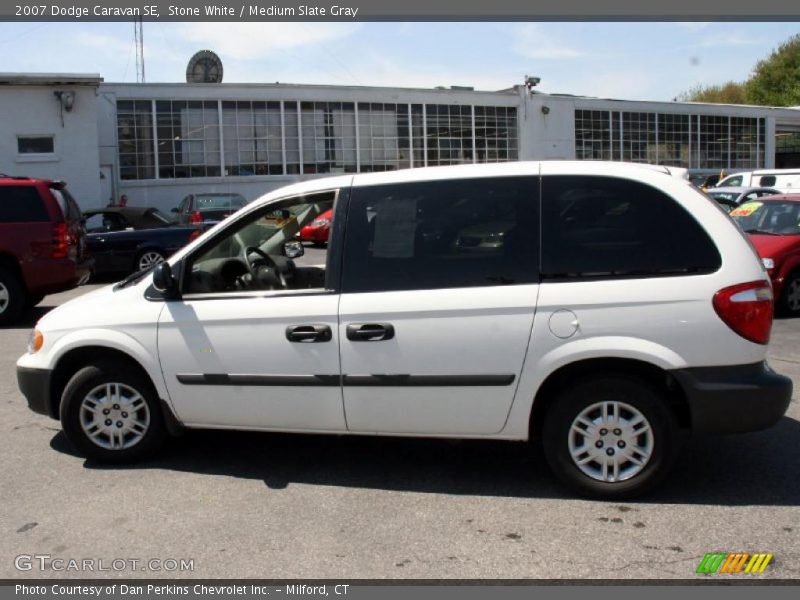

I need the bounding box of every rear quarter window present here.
[0,185,49,222]
[541,175,721,279]
[50,188,82,221]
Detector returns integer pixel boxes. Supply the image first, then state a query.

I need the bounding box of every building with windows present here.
[3,72,800,210]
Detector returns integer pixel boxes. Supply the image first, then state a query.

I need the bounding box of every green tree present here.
[745,33,800,106]
[676,81,748,104]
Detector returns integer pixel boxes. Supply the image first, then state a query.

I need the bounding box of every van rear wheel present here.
[60,361,166,462]
[542,376,679,498]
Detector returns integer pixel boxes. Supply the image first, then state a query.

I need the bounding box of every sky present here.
[0,21,799,101]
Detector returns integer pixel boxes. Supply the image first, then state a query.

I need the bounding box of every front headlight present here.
[27,329,43,354]
[762,257,775,270]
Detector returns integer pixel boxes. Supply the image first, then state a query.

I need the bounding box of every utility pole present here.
[134,17,145,83]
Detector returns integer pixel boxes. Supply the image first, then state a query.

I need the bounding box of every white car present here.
[17,161,792,498]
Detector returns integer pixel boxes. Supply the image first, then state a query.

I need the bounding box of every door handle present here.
[346,323,395,342]
[285,324,332,343]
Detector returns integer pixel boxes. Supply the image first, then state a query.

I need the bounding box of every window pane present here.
[0,186,48,222]
[117,100,155,180]
[186,191,335,294]
[541,176,721,278]
[342,177,539,293]
[17,136,54,154]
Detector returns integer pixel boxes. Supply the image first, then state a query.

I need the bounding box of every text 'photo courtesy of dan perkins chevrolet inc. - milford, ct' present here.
[15,584,349,596]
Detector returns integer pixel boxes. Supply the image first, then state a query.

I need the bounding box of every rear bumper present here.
[670,361,793,434]
[17,366,55,419]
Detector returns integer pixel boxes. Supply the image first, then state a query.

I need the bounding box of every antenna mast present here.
[134,17,145,83]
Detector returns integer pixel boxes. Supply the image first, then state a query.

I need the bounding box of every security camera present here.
[525,75,541,89]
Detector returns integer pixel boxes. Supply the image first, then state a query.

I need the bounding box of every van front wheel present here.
[60,361,167,462]
[542,376,679,498]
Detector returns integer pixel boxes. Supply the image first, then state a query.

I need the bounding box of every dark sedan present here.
[83,207,202,274]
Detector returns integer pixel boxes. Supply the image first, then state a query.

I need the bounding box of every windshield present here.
[195,195,247,210]
[731,201,800,235]
[149,209,174,225]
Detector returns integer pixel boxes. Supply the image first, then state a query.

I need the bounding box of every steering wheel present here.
[244,246,287,290]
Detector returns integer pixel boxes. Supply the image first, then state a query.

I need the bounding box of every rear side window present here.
[541,176,721,279]
[758,175,777,187]
[51,188,82,221]
[342,176,539,293]
[0,185,49,223]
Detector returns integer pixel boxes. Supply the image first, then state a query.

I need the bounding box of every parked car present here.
[730,195,800,316]
[717,169,800,192]
[83,207,203,274]
[707,195,738,213]
[297,208,333,246]
[17,162,792,498]
[0,175,93,325]
[689,173,722,189]
[172,193,248,226]
[705,186,781,207]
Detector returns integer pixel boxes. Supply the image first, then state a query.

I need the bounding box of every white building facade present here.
[0,74,103,205]
[4,73,800,211]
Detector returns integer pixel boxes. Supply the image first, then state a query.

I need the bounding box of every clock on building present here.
[186,50,223,84]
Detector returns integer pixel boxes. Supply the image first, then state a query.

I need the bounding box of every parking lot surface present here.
[1,278,798,580]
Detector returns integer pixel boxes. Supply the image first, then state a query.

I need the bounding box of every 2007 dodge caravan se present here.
[17,161,793,498]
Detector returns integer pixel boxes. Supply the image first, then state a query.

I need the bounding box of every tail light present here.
[189,211,203,224]
[713,280,773,345]
[189,229,201,241]
[51,222,70,258]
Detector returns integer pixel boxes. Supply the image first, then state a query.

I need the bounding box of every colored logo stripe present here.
[697,553,773,574]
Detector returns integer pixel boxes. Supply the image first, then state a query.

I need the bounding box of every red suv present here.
[0,176,93,325]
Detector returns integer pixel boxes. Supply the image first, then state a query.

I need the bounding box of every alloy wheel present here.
[138,251,164,271]
[567,400,654,483]
[0,282,8,315]
[79,382,151,450]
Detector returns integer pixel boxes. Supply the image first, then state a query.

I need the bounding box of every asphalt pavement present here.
[1,268,798,580]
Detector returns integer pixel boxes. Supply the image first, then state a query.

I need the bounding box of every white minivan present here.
[17,161,792,498]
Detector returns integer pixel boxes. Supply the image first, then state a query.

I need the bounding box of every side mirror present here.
[152,262,179,297]
[171,207,179,213]
[283,240,305,259]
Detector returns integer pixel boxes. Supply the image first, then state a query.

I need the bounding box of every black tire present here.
[60,360,167,463]
[542,376,680,499]
[0,265,26,326]
[27,293,45,307]
[779,272,800,317]
[312,241,327,248]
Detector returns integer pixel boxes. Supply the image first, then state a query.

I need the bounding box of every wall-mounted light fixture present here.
[53,90,76,127]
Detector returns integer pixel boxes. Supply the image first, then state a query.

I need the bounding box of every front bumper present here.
[670,361,792,434]
[17,366,55,419]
